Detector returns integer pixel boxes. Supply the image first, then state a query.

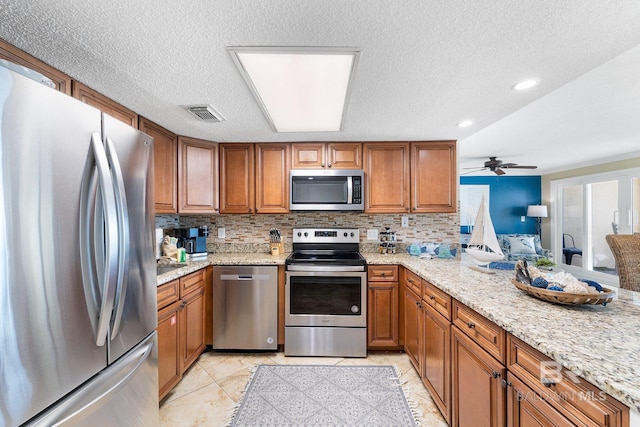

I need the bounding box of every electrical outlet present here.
[217,227,225,239]
[367,229,379,240]
[521,216,526,222]
[401,216,409,227]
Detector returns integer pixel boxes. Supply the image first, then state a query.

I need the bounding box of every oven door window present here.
[289,276,361,315]
[291,176,348,205]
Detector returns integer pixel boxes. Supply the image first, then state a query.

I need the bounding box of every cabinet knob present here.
[541,378,556,388]
[467,322,475,329]
[321,164,325,168]
[327,163,332,168]
[501,379,512,388]
[429,294,435,300]
[491,371,500,379]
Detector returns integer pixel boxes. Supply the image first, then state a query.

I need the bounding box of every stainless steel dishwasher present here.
[212,265,278,350]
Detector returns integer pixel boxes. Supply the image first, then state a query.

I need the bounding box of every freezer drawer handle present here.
[79,132,119,347]
[28,335,155,426]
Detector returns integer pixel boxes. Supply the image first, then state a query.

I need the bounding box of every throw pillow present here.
[508,236,536,254]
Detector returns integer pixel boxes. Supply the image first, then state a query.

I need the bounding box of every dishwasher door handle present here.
[219,274,271,281]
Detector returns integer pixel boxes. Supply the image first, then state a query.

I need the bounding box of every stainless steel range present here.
[285,227,367,357]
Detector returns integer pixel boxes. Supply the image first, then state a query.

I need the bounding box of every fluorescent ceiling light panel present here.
[228,47,361,132]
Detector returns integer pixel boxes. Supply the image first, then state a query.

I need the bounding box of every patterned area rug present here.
[228,364,417,426]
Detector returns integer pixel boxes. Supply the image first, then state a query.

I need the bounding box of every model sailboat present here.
[465,193,505,266]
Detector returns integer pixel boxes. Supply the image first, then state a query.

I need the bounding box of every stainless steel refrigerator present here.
[0,66,159,426]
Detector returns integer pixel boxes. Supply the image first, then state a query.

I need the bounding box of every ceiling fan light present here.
[512,79,539,91]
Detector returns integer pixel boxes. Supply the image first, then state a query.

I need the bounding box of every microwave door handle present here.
[347,176,353,204]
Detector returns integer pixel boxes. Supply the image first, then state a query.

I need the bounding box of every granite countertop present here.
[366,252,640,413]
[156,251,640,413]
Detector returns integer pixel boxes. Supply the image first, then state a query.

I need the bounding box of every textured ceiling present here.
[2,0,640,175]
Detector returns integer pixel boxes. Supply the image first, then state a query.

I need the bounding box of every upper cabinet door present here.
[219,143,255,214]
[0,40,71,95]
[178,136,218,214]
[291,142,362,169]
[72,81,138,128]
[291,143,326,169]
[364,142,410,213]
[327,142,362,169]
[411,141,457,213]
[256,143,290,214]
[139,118,177,214]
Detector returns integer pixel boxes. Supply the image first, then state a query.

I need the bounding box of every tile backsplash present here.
[156,212,460,253]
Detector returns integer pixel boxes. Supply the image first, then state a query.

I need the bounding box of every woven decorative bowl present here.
[511,279,615,306]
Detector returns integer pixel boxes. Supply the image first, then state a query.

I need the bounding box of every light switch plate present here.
[218,227,225,239]
[521,216,526,222]
[401,216,409,227]
[367,229,379,240]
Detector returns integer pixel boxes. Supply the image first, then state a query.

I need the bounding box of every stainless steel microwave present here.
[289,169,364,211]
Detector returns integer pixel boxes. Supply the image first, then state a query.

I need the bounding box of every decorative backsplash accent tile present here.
[156,212,460,253]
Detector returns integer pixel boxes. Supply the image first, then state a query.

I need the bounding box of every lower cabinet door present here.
[452,326,506,427]
[423,303,451,424]
[507,372,573,427]
[181,287,206,370]
[367,281,399,348]
[403,288,422,371]
[157,300,181,400]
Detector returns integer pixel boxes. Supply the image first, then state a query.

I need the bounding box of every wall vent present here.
[183,104,225,122]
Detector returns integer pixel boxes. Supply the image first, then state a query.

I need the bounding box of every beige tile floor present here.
[159,350,447,426]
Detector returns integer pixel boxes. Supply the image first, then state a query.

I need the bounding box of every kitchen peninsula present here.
[159,252,640,426]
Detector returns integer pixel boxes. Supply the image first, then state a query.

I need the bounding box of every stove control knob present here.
[344,232,348,237]
[350,232,355,237]
[304,232,308,237]
[297,232,302,237]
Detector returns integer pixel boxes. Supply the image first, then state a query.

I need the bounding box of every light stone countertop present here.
[156,251,640,413]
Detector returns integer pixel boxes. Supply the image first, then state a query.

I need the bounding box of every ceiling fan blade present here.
[460,168,487,175]
[503,165,537,169]
[494,168,506,175]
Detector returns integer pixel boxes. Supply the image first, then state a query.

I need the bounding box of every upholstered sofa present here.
[496,234,551,262]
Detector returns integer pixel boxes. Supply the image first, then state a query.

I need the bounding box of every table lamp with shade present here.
[527,205,548,237]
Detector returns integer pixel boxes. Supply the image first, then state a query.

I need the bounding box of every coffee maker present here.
[168,227,207,254]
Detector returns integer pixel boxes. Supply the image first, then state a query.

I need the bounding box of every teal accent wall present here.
[460,176,541,234]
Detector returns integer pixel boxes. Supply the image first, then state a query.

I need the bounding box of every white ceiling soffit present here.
[228,47,361,132]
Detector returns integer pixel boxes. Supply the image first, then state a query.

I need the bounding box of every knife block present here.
[269,238,284,256]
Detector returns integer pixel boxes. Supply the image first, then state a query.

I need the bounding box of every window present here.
[551,168,640,287]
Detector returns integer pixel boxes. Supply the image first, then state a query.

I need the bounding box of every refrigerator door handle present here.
[105,136,130,339]
[79,132,119,346]
[28,334,156,427]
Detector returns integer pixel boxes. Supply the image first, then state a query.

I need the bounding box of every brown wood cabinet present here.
[411,141,457,213]
[404,284,422,372]
[72,81,138,127]
[506,335,628,427]
[363,142,410,213]
[0,39,71,95]
[219,143,255,214]
[422,280,452,425]
[367,265,399,349]
[177,136,218,213]
[256,143,290,213]
[291,142,361,169]
[507,372,574,427]
[157,268,207,400]
[452,325,507,427]
[139,118,177,213]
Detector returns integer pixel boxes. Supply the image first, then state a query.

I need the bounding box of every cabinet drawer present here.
[452,300,505,363]
[157,279,179,310]
[422,280,451,320]
[180,268,205,297]
[402,269,422,296]
[368,265,398,282]
[507,335,629,427]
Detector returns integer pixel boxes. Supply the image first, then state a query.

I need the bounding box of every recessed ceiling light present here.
[227,47,361,132]
[457,120,473,128]
[512,79,539,91]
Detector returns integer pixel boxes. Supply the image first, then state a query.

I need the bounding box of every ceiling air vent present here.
[183,104,225,123]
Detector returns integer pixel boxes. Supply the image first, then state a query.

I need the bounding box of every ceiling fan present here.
[462,157,538,175]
